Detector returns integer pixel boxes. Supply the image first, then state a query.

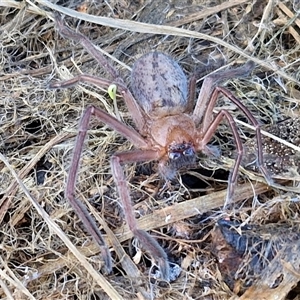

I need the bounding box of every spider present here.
[50,15,271,281]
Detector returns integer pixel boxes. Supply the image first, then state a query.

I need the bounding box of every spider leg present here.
[66,105,148,274]
[49,74,118,90]
[192,62,272,202]
[111,151,170,281]
[192,61,255,125]
[52,14,147,133]
[186,74,196,113]
[55,13,119,81]
[196,109,243,206]
[49,74,147,134]
[195,84,273,205]
[205,87,273,186]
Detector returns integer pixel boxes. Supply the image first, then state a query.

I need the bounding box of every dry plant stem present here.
[37,0,300,85]
[91,204,142,280]
[21,182,268,286]
[52,14,270,281]
[0,132,73,224]
[0,153,122,300]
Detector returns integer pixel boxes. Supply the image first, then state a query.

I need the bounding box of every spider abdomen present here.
[131,52,188,118]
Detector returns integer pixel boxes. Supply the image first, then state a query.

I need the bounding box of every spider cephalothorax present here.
[51,14,271,281]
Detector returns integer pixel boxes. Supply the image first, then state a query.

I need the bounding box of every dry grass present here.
[0,0,300,299]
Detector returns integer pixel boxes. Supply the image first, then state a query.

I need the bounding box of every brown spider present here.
[50,15,271,281]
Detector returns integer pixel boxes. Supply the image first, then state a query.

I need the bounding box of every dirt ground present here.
[1,0,300,299]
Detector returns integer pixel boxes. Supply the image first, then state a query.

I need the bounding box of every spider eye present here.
[169,152,181,160]
[183,148,194,156]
